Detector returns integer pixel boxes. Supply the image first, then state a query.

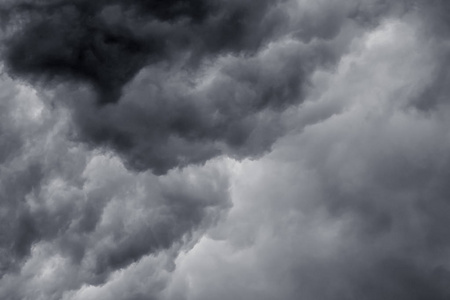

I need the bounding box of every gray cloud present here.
[0,73,231,299]
[160,9,450,300]
[0,0,279,105]
[0,0,396,174]
[2,1,450,300]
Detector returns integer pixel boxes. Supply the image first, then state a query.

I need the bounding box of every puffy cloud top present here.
[1,1,450,300]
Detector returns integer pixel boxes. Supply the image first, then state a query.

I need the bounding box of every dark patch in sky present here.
[2,0,211,104]
[0,0,273,105]
[0,0,314,174]
[2,1,450,300]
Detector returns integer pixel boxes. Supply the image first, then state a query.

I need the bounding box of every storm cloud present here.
[1,0,279,105]
[1,0,450,300]
[0,0,399,174]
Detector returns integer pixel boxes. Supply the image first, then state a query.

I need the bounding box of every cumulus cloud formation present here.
[1,0,398,174]
[0,75,231,299]
[1,0,450,299]
[1,0,278,104]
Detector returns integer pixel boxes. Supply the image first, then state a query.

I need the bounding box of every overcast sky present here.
[1,0,450,299]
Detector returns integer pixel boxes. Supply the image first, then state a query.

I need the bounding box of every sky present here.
[1,0,450,299]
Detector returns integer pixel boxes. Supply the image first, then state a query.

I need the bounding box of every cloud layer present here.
[1,0,396,174]
[1,0,450,300]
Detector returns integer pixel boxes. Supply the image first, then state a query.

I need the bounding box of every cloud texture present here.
[1,0,450,299]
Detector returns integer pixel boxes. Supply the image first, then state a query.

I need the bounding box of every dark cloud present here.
[0,0,274,105]
[3,0,450,300]
[0,0,390,174]
[66,41,324,174]
[0,1,362,292]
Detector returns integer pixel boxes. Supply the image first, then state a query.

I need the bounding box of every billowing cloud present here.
[0,0,402,174]
[160,10,450,300]
[1,0,450,300]
[0,73,231,299]
[0,0,281,105]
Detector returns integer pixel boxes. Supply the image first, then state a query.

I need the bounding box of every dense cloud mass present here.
[0,75,231,298]
[0,0,283,105]
[0,0,398,174]
[1,0,450,299]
